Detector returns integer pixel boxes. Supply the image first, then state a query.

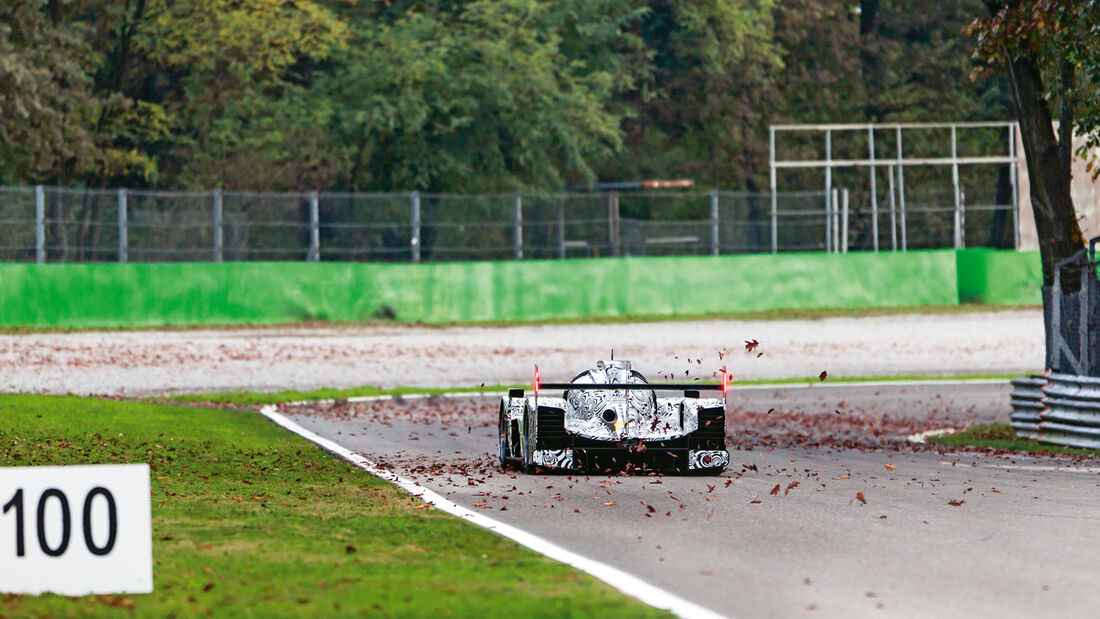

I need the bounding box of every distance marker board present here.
[0,463,152,595]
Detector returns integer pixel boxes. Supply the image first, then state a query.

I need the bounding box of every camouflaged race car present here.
[497,358,729,475]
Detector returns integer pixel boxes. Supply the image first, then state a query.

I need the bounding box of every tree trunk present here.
[1003,50,1083,289]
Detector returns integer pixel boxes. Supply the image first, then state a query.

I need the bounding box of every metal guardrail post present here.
[557,196,566,260]
[35,185,45,264]
[709,189,719,256]
[213,189,223,262]
[513,191,523,260]
[308,191,320,262]
[410,191,421,264]
[118,188,128,263]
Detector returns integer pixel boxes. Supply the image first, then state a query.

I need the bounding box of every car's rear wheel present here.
[497,404,508,469]
[522,402,536,473]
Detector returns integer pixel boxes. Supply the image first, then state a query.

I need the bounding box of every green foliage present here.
[0,0,1018,191]
[0,395,666,617]
[323,0,642,191]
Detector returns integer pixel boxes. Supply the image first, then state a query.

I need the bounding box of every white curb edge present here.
[258,403,728,619]
[907,428,957,444]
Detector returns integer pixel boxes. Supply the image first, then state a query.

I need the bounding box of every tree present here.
[322,0,641,192]
[969,1,1097,288]
[602,0,780,188]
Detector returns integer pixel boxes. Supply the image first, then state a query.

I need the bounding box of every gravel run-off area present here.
[0,310,1043,396]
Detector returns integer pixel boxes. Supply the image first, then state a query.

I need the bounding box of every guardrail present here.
[1009,373,1100,449]
[1008,375,1045,439]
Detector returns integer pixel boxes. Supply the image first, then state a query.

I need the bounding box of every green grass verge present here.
[0,395,667,617]
[161,373,1025,406]
[927,423,1100,457]
[0,302,1039,334]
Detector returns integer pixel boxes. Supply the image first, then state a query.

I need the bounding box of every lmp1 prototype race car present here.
[497,358,729,475]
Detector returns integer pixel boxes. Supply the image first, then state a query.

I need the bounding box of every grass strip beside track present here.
[0,395,666,617]
[927,423,1100,457]
[161,373,1024,406]
[0,303,1039,334]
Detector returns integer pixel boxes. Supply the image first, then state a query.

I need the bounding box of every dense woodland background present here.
[1,0,1012,192]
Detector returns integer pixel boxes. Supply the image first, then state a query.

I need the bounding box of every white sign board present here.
[0,464,152,595]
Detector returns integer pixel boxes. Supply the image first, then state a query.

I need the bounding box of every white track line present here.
[259,404,727,619]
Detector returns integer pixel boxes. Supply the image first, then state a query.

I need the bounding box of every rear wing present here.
[533,366,728,397]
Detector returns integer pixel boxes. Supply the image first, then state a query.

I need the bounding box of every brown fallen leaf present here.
[745,339,760,353]
[819,370,828,381]
[785,481,799,495]
[345,545,357,553]
[948,499,966,507]
[203,583,215,592]
[603,501,616,506]
[884,464,897,471]
[855,491,867,504]
[770,484,781,496]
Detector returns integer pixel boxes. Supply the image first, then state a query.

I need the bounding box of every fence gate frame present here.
[768,121,1021,254]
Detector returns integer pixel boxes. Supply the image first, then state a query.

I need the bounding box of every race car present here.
[497,358,729,474]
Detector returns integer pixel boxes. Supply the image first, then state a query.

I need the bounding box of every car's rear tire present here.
[497,404,509,469]
[522,402,536,474]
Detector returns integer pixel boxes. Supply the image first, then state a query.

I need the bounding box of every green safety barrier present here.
[955,248,1043,305]
[0,249,1041,328]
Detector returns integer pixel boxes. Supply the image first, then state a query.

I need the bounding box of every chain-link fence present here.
[0,186,1016,263]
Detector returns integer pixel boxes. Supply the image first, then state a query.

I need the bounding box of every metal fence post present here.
[769,128,778,254]
[1080,264,1090,376]
[709,189,719,256]
[118,188,128,263]
[513,191,523,260]
[308,191,320,262]
[951,124,962,250]
[896,126,907,251]
[608,191,620,257]
[213,189,223,262]
[960,187,967,249]
[831,188,840,253]
[1009,123,1019,249]
[557,196,566,260]
[887,166,897,251]
[824,129,832,253]
[869,126,879,252]
[411,191,421,264]
[841,189,849,253]
[35,185,45,264]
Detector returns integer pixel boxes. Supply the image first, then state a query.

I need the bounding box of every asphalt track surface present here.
[285,381,1100,618]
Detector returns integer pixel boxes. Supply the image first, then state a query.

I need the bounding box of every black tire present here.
[522,403,536,474]
[497,404,509,469]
